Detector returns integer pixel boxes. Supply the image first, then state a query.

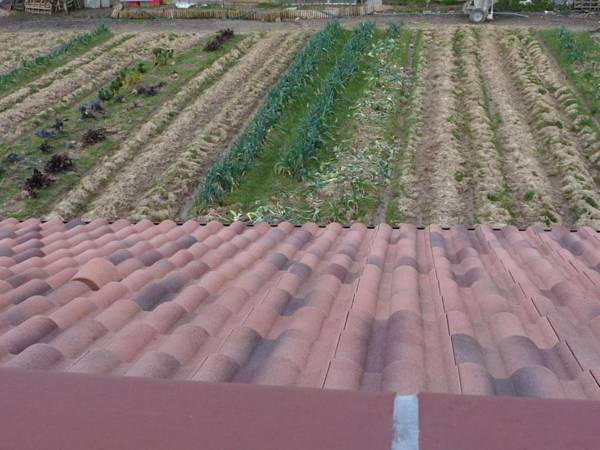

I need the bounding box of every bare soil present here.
[2,18,600,229]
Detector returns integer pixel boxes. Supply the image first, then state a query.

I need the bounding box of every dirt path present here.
[81,32,304,221]
[457,28,512,226]
[404,29,468,226]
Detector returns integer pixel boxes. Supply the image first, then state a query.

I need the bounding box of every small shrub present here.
[35,129,53,140]
[204,29,235,52]
[45,154,74,173]
[39,140,51,153]
[51,119,64,133]
[152,47,174,66]
[82,128,107,146]
[5,153,19,163]
[23,169,51,197]
[122,70,141,88]
[523,191,535,201]
[455,170,465,182]
[135,81,166,97]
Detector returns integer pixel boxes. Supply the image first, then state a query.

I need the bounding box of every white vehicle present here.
[463,0,496,23]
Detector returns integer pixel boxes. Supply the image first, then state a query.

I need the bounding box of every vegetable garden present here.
[1,23,599,229]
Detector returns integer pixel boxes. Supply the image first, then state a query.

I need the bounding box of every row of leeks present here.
[195,20,344,207]
[276,21,376,179]
[0,25,113,94]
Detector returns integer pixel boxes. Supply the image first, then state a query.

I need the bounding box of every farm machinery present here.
[463,0,497,23]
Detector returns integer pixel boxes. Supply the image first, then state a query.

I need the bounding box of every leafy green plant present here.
[540,28,600,116]
[152,47,174,66]
[98,63,148,101]
[278,21,375,179]
[0,26,112,95]
[195,20,344,207]
[523,191,535,201]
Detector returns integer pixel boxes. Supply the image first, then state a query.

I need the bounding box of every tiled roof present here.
[1,218,600,400]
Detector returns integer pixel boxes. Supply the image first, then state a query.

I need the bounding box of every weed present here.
[152,47,174,66]
[45,154,74,173]
[82,128,107,146]
[523,191,535,201]
[204,29,235,52]
[39,140,51,153]
[23,169,51,197]
[455,170,465,182]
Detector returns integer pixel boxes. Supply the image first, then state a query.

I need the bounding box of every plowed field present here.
[1,24,598,229]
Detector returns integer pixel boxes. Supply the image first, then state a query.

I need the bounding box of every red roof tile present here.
[0,219,599,400]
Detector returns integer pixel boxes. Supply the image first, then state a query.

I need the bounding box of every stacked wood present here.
[24,0,80,14]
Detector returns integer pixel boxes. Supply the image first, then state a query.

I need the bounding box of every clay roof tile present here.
[72,257,120,290]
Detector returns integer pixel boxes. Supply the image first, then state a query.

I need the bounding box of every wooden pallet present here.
[24,0,53,13]
[24,0,78,13]
[572,0,600,10]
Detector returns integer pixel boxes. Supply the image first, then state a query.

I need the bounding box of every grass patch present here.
[210,28,385,224]
[386,29,424,224]
[214,30,352,214]
[539,28,600,118]
[0,34,243,219]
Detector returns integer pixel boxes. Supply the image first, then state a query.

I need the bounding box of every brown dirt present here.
[479,29,563,228]
[393,25,600,229]
[403,28,468,226]
[502,30,600,228]
[135,31,308,221]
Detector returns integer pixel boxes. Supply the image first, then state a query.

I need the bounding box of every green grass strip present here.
[195,21,343,208]
[207,30,350,216]
[539,28,600,116]
[278,21,375,179]
[0,25,113,97]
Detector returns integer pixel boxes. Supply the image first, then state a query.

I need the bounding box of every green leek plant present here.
[0,25,113,95]
[278,21,375,179]
[195,20,343,207]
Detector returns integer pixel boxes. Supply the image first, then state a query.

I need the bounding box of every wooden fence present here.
[572,0,599,11]
[112,2,382,20]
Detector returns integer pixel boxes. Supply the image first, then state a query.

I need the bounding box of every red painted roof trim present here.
[419,392,600,450]
[0,367,395,450]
